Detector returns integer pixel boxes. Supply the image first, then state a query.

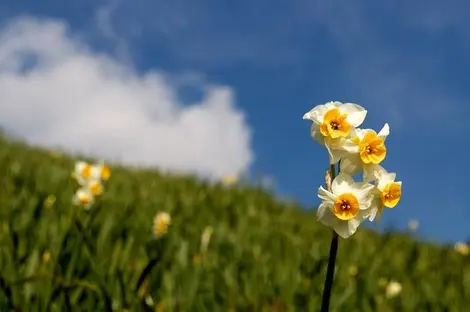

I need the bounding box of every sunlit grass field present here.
[0,134,469,311]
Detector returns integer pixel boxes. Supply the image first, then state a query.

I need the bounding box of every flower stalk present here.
[320,164,339,312]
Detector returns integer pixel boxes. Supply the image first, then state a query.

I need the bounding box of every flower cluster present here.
[303,101,402,238]
[72,161,111,210]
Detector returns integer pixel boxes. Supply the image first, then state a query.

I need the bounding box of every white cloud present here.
[0,17,254,179]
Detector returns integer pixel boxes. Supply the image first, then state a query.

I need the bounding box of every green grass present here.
[0,134,468,311]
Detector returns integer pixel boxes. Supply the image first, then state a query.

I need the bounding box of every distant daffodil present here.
[73,188,94,210]
[72,160,111,209]
[153,212,171,238]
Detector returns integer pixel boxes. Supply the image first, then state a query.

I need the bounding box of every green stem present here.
[134,238,167,309]
[320,164,339,312]
[134,257,159,294]
[74,215,113,312]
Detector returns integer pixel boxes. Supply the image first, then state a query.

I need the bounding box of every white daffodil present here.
[367,166,402,222]
[73,161,93,185]
[73,188,94,210]
[90,162,111,181]
[317,172,375,238]
[407,219,419,231]
[340,123,390,182]
[454,242,469,256]
[153,212,171,238]
[86,179,104,197]
[303,101,367,164]
[385,281,402,298]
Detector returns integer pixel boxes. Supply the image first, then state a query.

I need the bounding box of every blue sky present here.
[1,0,469,244]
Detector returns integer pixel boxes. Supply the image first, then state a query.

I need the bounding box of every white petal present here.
[359,209,373,223]
[352,128,367,141]
[364,164,382,183]
[328,148,348,165]
[378,123,390,139]
[378,172,396,190]
[90,166,102,180]
[367,197,382,221]
[318,186,336,203]
[325,138,348,164]
[317,203,341,231]
[339,103,367,127]
[75,161,86,170]
[331,172,354,195]
[303,104,328,124]
[359,193,374,210]
[328,137,345,149]
[372,165,387,180]
[357,129,368,140]
[372,166,397,189]
[325,101,341,110]
[311,123,325,145]
[341,138,359,154]
[329,137,357,153]
[368,207,378,222]
[340,154,362,176]
[334,220,358,239]
[349,127,359,138]
[347,215,365,233]
[350,182,375,203]
[385,172,397,183]
[316,202,333,220]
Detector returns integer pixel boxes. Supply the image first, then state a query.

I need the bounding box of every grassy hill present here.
[0,135,468,312]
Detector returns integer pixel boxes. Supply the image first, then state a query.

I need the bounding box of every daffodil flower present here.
[73,161,93,185]
[454,242,469,256]
[153,212,171,238]
[385,281,403,298]
[303,101,367,164]
[407,219,419,231]
[90,162,111,181]
[317,172,375,238]
[86,179,104,196]
[340,123,390,181]
[73,188,94,210]
[368,166,402,222]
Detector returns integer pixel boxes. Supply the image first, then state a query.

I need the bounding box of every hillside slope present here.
[0,135,468,311]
